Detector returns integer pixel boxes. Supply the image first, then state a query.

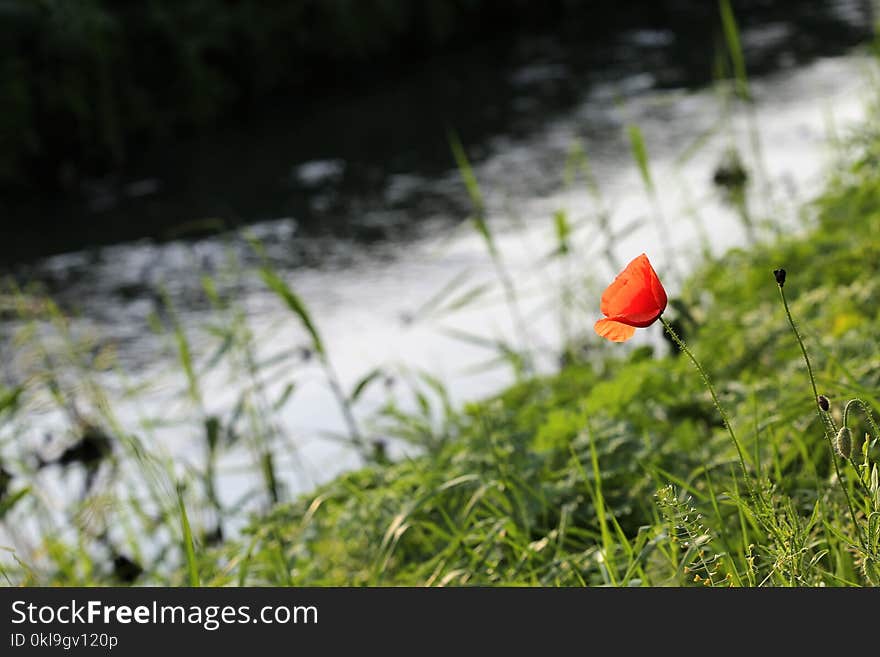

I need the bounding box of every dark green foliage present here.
[0,0,600,188]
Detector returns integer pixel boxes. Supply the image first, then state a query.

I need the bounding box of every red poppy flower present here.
[594,253,667,342]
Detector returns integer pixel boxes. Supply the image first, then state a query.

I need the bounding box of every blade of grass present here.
[719,0,750,101]
[177,486,200,587]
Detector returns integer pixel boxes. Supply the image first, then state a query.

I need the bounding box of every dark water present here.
[1,0,873,268]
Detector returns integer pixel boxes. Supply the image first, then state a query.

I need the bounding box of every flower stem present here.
[776,284,864,547]
[660,317,750,485]
[843,398,880,440]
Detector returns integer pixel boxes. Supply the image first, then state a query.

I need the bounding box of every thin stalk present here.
[775,283,865,548]
[449,132,533,374]
[323,357,365,449]
[843,398,880,441]
[660,317,750,485]
[627,125,681,283]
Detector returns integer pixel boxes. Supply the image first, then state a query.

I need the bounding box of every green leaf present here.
[448,131,497,257]
[260,267,325,357]
[350,368,384,403]
[719,0,750,100]
[0,386,24,416]
[177,486,200,587]
[553,209,571,255]
[273,382,297,411]
[0,487,29,519]
[627,124,654,194]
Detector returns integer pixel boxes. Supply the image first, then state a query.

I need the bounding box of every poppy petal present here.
[600,254,656,317]
[647,261,668,314]
[600,253,666,326]
[594,318,637,342]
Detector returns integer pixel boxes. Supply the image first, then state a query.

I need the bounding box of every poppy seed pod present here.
[773,268,786,287]
[835,427,852,459]
[817,395,830,412]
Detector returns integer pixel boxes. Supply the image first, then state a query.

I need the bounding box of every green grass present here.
[184,125,880,586]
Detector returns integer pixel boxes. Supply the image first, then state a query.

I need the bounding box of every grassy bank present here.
[183,124,880,586]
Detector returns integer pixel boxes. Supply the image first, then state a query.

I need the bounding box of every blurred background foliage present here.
[0,0,866,192]
[0,0,583,189]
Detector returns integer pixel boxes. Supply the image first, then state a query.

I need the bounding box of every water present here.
[0,2,876,547]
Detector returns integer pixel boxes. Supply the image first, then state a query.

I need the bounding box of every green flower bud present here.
[835,427,852,459]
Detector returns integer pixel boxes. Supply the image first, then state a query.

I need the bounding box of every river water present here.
[1,2,877,544]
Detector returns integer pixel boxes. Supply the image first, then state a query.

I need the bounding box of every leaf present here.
[255,347,301,371]
[201,275,223,308]
[437,283,494,316]
[162,293,202,405]
[176,486,200,587]
[564,140,602,200]
[448,130,484,211]
[202,333,235,374]
[260,267,325,357]
[273,382,297,411]
[553,210,571,255]
[674,116,724,168]
[719,0,750,100]
[409,270,474,322]
[349,368,384,403]
[448,131,497,257]
[0,386,24,416]
[0,487,29,519]
[627,124,654,195]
